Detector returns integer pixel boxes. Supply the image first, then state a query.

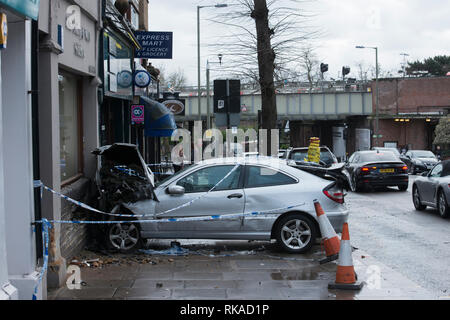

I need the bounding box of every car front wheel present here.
[438,191,450,219]
[107,222,143,253]
[275,214,318,254]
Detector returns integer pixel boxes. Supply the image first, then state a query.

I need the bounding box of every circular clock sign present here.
[134,70,152,88]
[117,70,133,88]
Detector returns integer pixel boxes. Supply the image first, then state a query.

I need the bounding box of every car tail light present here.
[402,166,408,172]
[323,184,344,204]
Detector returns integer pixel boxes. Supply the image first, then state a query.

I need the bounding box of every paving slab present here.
[114,287,172,299]
[172,288,227,299]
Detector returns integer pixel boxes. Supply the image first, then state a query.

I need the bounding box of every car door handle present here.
[227,193,243,199]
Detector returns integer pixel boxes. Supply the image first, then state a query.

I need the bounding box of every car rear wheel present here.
[107,222,143,253]
[437,191,450,219]
[413,186,426,211]
[275,214,318,254]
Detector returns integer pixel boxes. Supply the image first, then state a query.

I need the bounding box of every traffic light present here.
[342,66,351,77]
[320,63,329,73]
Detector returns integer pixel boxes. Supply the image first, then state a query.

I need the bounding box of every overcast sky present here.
[148,0,450,86]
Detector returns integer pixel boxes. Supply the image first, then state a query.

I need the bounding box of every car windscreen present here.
[155,164,197,187]
[412,151,435,159]
[375,148,400,156]
[291,150,333,162]
[360,152,399,163]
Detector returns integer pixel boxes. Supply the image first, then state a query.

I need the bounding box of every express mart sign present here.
[0,0,40,20]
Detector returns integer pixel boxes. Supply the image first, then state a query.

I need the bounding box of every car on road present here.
[285,146,339,167]
[412,160,450,219]
[400,150,439,174]
[345,150,409,192]
[109,157,348,254]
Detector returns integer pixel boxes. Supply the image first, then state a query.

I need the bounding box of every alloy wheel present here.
[109,223,140,251]
[280,219,312,250]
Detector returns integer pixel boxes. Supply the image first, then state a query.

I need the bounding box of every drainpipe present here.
[31,19,43,261]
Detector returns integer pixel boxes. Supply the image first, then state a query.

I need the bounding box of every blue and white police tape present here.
[33,164,241,219]
[32,218,51,300]
[33,201,306,225]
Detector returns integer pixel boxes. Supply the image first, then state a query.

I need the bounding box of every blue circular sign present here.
[134,70,152,88]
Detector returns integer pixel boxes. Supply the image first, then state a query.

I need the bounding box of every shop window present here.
[59,72,83,183]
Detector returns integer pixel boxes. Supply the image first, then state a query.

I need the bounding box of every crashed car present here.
[93,144,156,250]
[94,149,349,254]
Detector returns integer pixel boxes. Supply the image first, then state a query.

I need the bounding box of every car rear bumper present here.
[357,174,409,187]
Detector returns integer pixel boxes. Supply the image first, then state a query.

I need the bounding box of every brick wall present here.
[373,77,450,115]
[60,178,91,261]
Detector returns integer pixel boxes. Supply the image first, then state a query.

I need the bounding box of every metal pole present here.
[375,47,379,147]
[206,61,211,129]
[197,6,202,121]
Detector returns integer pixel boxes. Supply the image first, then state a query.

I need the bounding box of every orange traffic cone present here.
[328,223,364,290]
[314,200,340,264]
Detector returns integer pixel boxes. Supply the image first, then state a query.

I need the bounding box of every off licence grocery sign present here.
[131,105,144,124]
[135,31,173,59]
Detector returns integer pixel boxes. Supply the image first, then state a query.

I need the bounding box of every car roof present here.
[197,156,287,166]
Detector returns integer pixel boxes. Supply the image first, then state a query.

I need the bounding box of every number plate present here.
[379,168,395,173]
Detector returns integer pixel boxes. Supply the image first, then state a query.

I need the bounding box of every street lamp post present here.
[356,45,379,147]
[197,4,228,122]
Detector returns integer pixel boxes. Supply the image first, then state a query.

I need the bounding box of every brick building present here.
[372,77,450,151]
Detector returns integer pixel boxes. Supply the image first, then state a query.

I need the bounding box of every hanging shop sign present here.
[133,70,152,88]
[0,0,40,21]
[0,13,7,50]
[117,70,133,88]
[159,99,186,116]
[134,31,173,59]
[131,105,145,125]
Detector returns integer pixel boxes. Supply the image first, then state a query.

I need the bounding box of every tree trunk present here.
[253,0,277,154]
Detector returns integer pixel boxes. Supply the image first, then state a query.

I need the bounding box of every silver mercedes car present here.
[109,157,349,254]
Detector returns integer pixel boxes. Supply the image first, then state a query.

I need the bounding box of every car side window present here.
[246,166,297,188]
[176,165,242,193]
[430,164,443,178]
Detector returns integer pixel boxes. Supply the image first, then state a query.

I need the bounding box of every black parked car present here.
[346,150,409,192]
[400,150,439,175]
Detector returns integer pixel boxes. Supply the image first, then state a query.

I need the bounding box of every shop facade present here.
[0,0,41,300]
[37,0,101,289]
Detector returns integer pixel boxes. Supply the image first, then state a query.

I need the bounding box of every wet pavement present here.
[48,239,435,300]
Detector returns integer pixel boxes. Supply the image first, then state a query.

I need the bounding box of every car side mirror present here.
[167,185,185,195]
[421,172,429,177]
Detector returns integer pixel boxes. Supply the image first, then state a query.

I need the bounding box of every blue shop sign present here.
[0,0,40,20]
[135,31,173,59]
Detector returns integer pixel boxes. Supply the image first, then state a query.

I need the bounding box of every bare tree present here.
[298,45,320,91]
[207,0,319,152]
[158,66,188,91]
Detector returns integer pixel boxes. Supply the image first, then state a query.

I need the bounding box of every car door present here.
[154,164,245,234]
[241,165,299,233]
[421,164,443,205]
